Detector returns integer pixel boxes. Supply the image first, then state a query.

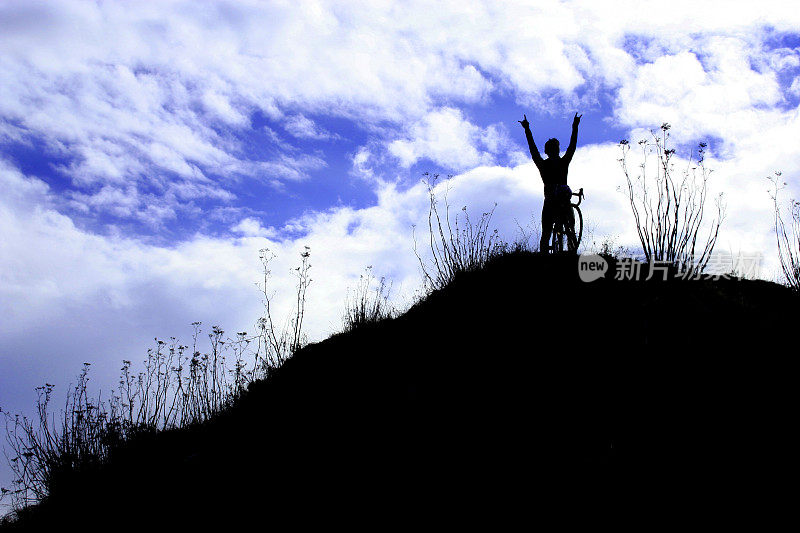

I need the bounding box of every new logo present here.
[578,253,608,282]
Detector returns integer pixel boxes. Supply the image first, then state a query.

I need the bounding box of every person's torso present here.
[537,157,569,186]
[537,157,570,200]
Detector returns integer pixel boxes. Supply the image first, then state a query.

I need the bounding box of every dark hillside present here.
[4,252,797,528]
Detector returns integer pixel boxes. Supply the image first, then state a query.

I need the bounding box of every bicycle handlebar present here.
[572,187,584,206]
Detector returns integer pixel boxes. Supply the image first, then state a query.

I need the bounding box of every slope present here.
[4,251,797,529]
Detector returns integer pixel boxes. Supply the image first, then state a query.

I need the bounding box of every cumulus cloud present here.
[231,217,272,237]
[615,36,788,148]
[388,107,513,171]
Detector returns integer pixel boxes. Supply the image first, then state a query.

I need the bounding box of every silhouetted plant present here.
[769,172,800,290]
[512,213,541,253]
[413,173,507,291]
[3,365,119,509]
[618,124,724,273]
[584,233,631,259]
[254,246,312,370]
[1,248,312,513]
[342,266,395,332]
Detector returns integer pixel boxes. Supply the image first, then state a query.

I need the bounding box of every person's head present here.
[544,138,560,158]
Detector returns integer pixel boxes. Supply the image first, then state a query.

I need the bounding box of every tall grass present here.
[618,124,724,273]
[342,266,395,332]
[770,172,800,290]
[413,173,509,291]
[1,248,312,513]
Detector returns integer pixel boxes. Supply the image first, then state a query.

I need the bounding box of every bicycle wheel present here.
[572,205,583,249]
[564,205,582,253]
[566,225,578,253]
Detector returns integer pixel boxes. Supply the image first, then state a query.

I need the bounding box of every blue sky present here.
[2,0,800,503]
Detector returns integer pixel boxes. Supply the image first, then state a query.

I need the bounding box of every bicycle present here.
[549,187,584,254]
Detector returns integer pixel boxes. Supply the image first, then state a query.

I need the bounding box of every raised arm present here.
[563,112,581,164]
[518,114,543,167]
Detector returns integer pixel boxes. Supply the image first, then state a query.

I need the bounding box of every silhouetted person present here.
[519,112,581,252]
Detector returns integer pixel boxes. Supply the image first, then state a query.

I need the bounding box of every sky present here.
[2,0,800,499]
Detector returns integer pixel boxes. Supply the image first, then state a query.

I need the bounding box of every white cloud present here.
[790,77,800,97]
[232,217,278,238]
[388,107,512,170]
[256,153,328,184]
[615,36,789,148]
[284,114,338,140]
[768,48,800,71]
